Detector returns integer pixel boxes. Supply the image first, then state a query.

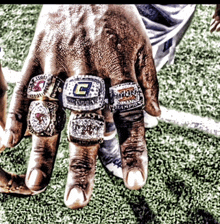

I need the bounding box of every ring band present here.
[27,74,64,100]
[27,101,66,137]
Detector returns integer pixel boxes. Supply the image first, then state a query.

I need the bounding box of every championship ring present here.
[109,82,144,113]
[68,113,105,144]
[27,101,66,136]
[62,75,105,111]
[27,74,64,100]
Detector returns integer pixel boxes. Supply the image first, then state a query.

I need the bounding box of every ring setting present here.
[67,113,105,144]
[27,101,66,137]
[26,75,144,139]
[109,82,144,113]
[27,74,64,100]
[62,75,105,111]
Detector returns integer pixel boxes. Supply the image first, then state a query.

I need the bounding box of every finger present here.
[113,109,148,190]
[0,167,33,195]
[109,78,148,190]
[0,65,7,152]
[3,54,41,148]
[113,43,159,188]
[216,23,220,32]
[210,19,219,32]
[0,65,33,196]
[62,73,106,209]
[64,111,103,209]
[24,72,65,193]
[136,43,161,117]
[25,133,60,192]
[64,142,99,209]
[105,39,157,189]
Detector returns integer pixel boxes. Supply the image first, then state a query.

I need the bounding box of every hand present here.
[2,5,160,209]
[210,4,220,32]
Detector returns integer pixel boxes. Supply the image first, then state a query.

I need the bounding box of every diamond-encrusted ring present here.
[109,82,144,113]
[27,74,64,101]
[62,75,105,111]
[67,113,105,145]
[27,101,66,137]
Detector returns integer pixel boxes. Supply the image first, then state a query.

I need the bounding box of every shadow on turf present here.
[104,170,156,224]
[129,195,156,224]
[166,179,220,224]
[103,121,220,223]
[158,122,220,224]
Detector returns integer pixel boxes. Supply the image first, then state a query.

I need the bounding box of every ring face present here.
[68,113,105,144]
[27,101,65,136]
[30,103,51,133]
[62,75,105,111]
[109,82,144,113]
[27,74,63,100]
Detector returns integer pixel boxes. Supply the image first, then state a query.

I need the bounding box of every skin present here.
[1,4,217,209]
[0,65,7,142]
[210,4,220,32]
[0,65,32,195]
[2,5,160,208]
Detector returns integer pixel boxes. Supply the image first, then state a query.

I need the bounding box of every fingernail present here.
[2,130,11,147]
[65,187,86,209]
[0,141,5,153]
[126,170,145,190]
[27,169,46,191]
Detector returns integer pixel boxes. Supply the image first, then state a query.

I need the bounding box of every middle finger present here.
[62,74,106,209]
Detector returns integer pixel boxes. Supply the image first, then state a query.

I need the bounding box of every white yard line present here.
[2,67,220,137]
[159,106,220,137]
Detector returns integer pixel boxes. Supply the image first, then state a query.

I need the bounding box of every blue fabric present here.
[135,4,196,71]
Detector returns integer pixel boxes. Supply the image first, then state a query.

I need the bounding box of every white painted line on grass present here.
[159,106,220,137]
[2,67,220,137]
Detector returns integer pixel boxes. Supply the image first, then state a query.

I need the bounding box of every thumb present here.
[3,53,40,148]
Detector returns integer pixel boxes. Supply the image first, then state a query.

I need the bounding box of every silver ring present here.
[109,82,144,113]
[27,101,66,137]
[62,75,105,111]
[27,74,64,100]
[68,113,105,144]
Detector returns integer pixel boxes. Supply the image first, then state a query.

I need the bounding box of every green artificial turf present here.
[158,5,220,121]
[0,4,220,224]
